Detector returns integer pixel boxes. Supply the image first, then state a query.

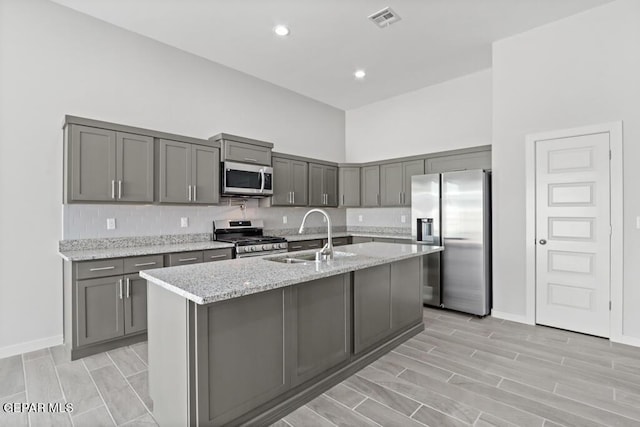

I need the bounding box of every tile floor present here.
[2,307,640,426]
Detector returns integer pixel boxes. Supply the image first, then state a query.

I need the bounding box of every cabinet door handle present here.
[399,192,402,204]
[178,257,198,262]
[342,194,345,205]
[308,244,321,248]
[377,194,380,205]
[89,266,116,272]
[118,180,122,199]
[111,180,116,199]
[291,245,302,249]
[126,277,131,298]
[244,158,257,162]
[188,185,192,201]
[292,192,295,204]
[193,185,197,202]
[134,262,156,267]
[209,254,228,259]
[119,279,123,300]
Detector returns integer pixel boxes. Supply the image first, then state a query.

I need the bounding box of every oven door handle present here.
[259,168,265,193]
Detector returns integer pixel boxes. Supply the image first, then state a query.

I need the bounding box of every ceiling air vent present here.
[368,7,401,28]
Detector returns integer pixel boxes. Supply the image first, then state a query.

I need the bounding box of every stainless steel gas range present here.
[213,219,288,258]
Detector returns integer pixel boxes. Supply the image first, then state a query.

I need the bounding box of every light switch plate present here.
[181,217,189,228]
[106,218,116,230]
[282,216,287,224]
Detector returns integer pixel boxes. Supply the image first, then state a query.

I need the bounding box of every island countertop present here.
[140,242,443,305]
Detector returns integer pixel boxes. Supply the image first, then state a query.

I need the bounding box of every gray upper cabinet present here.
[272,157,308,206]
[158,139,191,203]
[309,163,338,207]
[223,140,271,165]
[192,145,219,204]
[158,139,220,204]
[116,132,154,202]
[426,150,491,173]
[68,125,154,203]
[361,165,380,207]
[339,167,361,207]
[69,125,117,202]
[380,160,424,206]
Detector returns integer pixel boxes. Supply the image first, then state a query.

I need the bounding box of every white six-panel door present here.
[535,132,610,337]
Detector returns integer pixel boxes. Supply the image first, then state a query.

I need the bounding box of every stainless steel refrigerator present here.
[411,170,492,316]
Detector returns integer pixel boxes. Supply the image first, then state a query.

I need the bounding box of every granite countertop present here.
[140,242,443,305]
[59,241,235,262]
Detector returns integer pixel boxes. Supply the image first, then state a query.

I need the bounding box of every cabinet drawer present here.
[76,259,124,280]
[373,237,397,243]
[166,251,204,267]
[224,140,271,165]
[124,255,164,274]
[288,239,324,252]
[203,248,233,262]
[328,237,351,247]
[352,236,374,244]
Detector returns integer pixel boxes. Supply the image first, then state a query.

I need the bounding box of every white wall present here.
[345,69,492,163]
[0,0,344,356]
[492,0,640,339]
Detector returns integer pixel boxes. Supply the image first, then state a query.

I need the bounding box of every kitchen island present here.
[140,242,442,426]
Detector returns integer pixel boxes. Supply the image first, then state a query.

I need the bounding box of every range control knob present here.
[279,243,288,249]
[249,246,257,252]
[262,244,271,250]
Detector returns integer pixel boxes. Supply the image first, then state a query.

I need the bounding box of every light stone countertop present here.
[140,242,443,305]
[59,241,235,261]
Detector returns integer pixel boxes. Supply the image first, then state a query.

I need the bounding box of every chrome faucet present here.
[298,208,333,260]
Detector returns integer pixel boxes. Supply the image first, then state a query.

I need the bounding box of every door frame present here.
[525,121,623,341]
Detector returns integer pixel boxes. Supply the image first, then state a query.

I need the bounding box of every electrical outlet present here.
[401,215,406,223]
[106,218,116,230]
[358,215,363,222]
[181,217,189,228]
[282,216,287,224]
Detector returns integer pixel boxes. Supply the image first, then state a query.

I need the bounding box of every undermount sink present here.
[266,251,357,264]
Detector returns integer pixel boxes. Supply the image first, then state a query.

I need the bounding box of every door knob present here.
[539,239,547,245]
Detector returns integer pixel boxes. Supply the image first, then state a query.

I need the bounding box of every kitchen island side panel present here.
[148,284,191,427]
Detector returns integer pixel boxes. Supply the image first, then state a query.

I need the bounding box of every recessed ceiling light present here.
[354,70,366,79]
[273,25,290,36]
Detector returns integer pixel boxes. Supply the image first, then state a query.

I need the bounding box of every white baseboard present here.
[611,334,640,348]
[490,310,534,325]
[0,335,63,359]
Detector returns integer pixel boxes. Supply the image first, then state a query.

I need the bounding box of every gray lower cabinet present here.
[158,139,220,204]
[309,163,338,207]
[352,236,374,244]
[339,167,360,207]
[76,276,124,346]
[353,264,392,354]
[361,165,380,207]
[67,125,154,203]
[203,248,233,262]
[124,273,147,335]
[290,275,350,386]
[195,288,289,426]
[380,160,424,206]
[425,150,491,173]
[272,157,308,206]
[353,257,423,354]
[391,257,422,331]
[166,249,233,266]
[326,236,351,247]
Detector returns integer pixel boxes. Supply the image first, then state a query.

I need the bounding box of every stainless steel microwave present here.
[221,161,273,197]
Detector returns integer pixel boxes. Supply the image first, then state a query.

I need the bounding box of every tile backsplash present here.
[62,200,347,240]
